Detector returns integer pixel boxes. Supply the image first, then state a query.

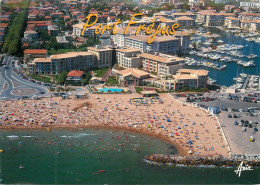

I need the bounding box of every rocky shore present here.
[145,154,260,167]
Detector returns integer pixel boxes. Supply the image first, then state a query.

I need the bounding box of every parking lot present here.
[219,111,259,154]
[173,91,260,155]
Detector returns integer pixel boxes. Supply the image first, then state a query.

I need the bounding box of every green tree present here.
[8,40,18,54]
[38,30,50,41]
[57,71,68,85]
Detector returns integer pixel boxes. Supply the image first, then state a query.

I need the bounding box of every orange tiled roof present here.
[24,49,47,54]
[67,70,84,77]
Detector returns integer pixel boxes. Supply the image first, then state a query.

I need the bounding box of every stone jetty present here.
[144,154,260,167]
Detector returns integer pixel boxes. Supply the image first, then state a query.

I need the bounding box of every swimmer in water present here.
[19,164,24,169]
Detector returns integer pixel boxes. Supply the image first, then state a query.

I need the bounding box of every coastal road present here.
[0,56,49,100]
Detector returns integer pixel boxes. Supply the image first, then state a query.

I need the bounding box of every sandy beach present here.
[0,93,229,157]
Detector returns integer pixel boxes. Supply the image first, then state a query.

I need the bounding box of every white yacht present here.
[248,54,257,59]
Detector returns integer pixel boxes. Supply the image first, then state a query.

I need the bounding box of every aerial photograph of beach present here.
[0,0,259,184]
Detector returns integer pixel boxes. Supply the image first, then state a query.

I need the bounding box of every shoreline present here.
[0,123,187,156]
[0,93,229,158]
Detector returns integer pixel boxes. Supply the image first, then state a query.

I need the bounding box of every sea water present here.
[0,129,259,184]
[186,27,260,87]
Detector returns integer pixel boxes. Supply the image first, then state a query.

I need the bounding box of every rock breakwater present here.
[145,154,260,167]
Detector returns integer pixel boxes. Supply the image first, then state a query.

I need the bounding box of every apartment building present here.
[24,30,38,40]
[174,31,191,54]
[48,25,58,36]
[28,58,52,74]
[72,23,98,37]
[24,49,48,63]
[171,12,196,20]
[224,17,240,29]
[125,35,180,54]
[139,53,184,76]
[240,2,260,11]
[205,13,235,27]
[28,52,95,74]
[151,68,208,90]
[251,20,260,32]
[175,16,195,28]
[238,12,260,21]
[111,26,138,47]
[224,5,237,12]
[197,10,216,24]
[172,69,208,90]
[87,46,113,69]
[116,47,142,68]
[56,36,69,47]
[240,20,252,30]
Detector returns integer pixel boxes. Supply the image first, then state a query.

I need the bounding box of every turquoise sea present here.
[186,28,260,87]
[0,129,259,184]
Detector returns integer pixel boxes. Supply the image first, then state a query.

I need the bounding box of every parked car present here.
[234,121,238,125]
[228,114,232,118]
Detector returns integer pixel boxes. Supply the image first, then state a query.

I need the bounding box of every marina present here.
[186,28,260,88]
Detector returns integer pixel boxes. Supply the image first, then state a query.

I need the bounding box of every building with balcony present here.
[224,17,240,29]
[116,47,141,68]
[72,23,98,37]
[139,53,184,76]
[28,52,95,74]
[151,69,208,90]
[87,46,113,69]
[125,35,180,54]
[175,16,195,29]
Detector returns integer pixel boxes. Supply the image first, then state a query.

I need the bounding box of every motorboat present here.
[248,54,257,59]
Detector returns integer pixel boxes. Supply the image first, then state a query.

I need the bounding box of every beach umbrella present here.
[160,125,164,128]
[175,132,178,136]
[150,120,153,123]
[178,126,181,129]
[180,131,183,133]
[153,116,156,119]
[54,102,58,105]
[188,141,192,144]
[104,107,107,111]
[167,119,171,122]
